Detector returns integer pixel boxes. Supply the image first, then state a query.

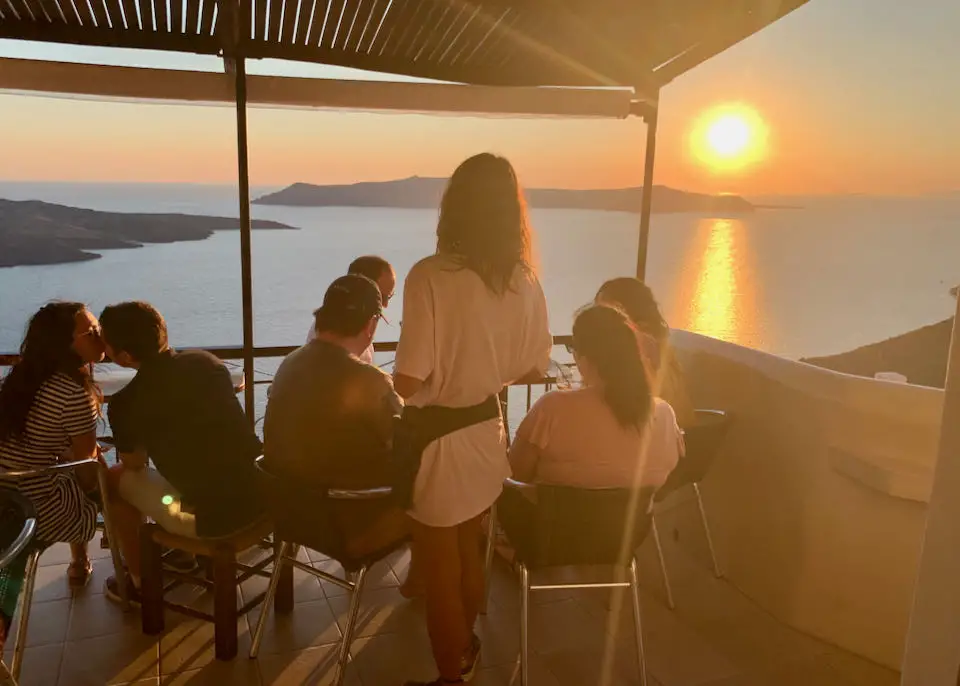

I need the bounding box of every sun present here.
[689,104,768,173]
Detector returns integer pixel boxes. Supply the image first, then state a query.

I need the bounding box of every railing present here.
[1,335,577,425]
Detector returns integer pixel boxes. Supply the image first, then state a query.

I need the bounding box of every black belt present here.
[390,395,502,509]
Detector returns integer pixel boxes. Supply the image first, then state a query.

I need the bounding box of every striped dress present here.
[0,372,100,544]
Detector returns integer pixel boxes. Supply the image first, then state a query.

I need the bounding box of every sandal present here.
[461,633,481,681]
[67,558,93,588]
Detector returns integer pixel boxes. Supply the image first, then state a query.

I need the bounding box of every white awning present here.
[0,57,643,119]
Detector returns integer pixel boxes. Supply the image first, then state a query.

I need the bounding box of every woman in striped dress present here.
[0,303,105,638]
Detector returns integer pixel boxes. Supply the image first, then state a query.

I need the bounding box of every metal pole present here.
[635,106,659,280]
[901,297,960,686]
[233,56,256,425]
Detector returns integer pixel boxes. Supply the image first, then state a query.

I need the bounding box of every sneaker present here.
[460,633,481,681]
[162,549,199,573]
[104,575,141,607]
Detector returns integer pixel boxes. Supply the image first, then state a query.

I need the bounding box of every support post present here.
[636,105,658,281]
[900,296,960,686]
[233,56,256,425]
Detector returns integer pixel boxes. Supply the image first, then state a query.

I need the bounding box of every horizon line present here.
[0,178,957,200]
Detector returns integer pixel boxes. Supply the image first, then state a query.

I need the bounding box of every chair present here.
[497,479,657,686]
[139,514,280,660]
[0,490,37,686]
[0,458,114,684]
[249,456,409,686]
[651,409,732,609]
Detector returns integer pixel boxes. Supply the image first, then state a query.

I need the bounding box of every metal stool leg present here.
[693,484,722,577]
[97,466,129,610]
[480,503,497,615]
[519,564,530,686]
[10,549,40,681]
[334,566,368,686]
[249,541,291,659]
[650,514,675,609]
[0,658,17,686]
[628,557,648,686]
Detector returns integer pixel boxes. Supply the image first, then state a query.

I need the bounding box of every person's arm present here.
[393,263,434,400]
[61,382,100,462]
[507,394,552,483]
[107,385,148,471]
[510,274,553,385]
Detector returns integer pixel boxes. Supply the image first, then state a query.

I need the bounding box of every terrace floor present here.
[9,527,901,686]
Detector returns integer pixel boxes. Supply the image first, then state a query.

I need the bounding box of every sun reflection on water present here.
[678,218,759,348]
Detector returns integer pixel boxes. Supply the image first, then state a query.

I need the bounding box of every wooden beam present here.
[0,57,637,118]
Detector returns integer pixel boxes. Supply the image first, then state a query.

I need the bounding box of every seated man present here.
[305,255,396,364]
[267,274,406,557]
[99,301,264,603]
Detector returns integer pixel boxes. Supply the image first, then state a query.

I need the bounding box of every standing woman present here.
[394,153,552,686]
[0,303,105,643]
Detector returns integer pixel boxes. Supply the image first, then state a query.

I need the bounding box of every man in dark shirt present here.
[98,301,263,602]
[265,274,406,557]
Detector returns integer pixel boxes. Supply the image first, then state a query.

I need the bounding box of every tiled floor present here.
[5,530,901,686]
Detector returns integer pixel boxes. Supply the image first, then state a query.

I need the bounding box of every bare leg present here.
[106,465,146,582]
[457,515,485,635]
[413,519,468,681]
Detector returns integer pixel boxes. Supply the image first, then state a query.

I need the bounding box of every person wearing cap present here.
[96,301,264,604]
[264,274,407,556]
[305,255,396,365]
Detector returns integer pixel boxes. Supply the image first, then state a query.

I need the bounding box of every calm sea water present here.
[1,183,958,397]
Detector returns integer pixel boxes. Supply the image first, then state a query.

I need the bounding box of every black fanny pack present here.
[390,394,502,509]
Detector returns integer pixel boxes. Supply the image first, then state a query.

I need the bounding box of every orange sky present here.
[1,0,958,196]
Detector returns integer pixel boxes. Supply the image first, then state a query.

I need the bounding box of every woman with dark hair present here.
[393,153,552,685]
[596,277,695,429]
[0,302,105,633]
[508,304,682,491]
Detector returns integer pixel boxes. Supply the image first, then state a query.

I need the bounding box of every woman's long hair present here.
[595,277,669,346]
[0,302,99,441]
[572,304,653,431]
[436,153,533,294]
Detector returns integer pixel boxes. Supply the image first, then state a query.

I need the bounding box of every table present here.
[94,367,246,399]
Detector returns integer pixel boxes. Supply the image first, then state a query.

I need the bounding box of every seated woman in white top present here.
[509,303,683,492]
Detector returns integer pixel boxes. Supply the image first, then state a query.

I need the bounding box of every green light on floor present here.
[162,495,174,506]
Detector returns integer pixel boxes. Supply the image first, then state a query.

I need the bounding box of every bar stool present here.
[249,456,409,686]
[139,516,282,660]
[650,409,732,609]
[497,479,657,686]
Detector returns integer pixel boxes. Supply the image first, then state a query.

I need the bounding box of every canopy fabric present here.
[0,0,809,91]
[0,56,639,116]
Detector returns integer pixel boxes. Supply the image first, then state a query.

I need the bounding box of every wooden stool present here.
[139,519,293,660]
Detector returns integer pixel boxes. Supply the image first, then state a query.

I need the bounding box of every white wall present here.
[661,331,944,669]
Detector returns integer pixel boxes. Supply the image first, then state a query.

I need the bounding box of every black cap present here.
[313,274,385,335]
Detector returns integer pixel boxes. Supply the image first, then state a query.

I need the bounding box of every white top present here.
[395,254,552,527]
[305,323,374,364]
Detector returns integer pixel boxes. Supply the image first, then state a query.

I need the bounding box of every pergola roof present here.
[0,0,808,91]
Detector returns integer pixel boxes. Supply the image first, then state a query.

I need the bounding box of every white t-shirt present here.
[395,254,553,527]
[305,323,374,364]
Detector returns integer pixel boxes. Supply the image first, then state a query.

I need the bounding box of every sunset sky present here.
[1,0,957,196]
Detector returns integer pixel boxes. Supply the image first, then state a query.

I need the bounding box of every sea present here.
[1,182,958,424]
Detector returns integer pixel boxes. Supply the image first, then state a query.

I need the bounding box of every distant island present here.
[0,199,294,268]
[254,177,760,214]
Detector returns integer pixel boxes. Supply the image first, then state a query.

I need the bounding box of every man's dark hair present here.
[100,301,169,362]
[348,255,392,283]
